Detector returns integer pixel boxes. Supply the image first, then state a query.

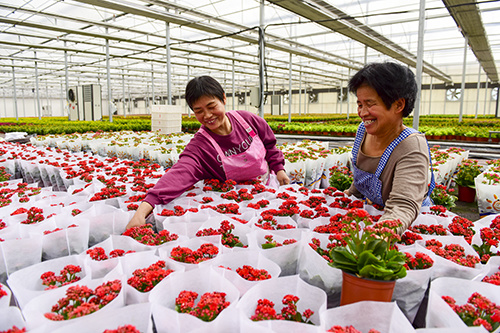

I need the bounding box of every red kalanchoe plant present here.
[448,216,476,244]
[425,239,480,268]
[170,243,219,264]
[261,234,297,249]
[424,205,448,217]
[160,206,198,216]
[44,280,122,321]
[309,235,348,264]
[103,325,140,333]
[220,188,254,202]
[408,224,449,236]
[442,292,500,332]
[126,203,139,211]
[175,290,230,322]
[40,264,82,290]
[195,220,246,248]
[21,207,44,224]
[89,187,127,201]
[127,260,174,292]
[235,265,271,281]
[201,203,240,215]
[250,294,314,324]
[71,209,82,216]
[328,326,380,333]
[313,213,345,234]
[10,207,28,216]
[482,268,500,286]
[86,247,135,261]
[122,224,179,246]
[0,326,27,333]
[0,283,8,299]
[472,216,500,264]
[399,231,423,245]
[203,179,236,192]
[403,252,434,270]
[247,199,270,209]
[254,214,295,230]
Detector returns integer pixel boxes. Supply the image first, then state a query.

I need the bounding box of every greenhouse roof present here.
[0,0,499,101]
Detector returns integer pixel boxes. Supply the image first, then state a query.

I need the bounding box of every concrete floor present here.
[449,195,481,221]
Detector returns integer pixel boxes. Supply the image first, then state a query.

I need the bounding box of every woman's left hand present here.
[276,170,290,186]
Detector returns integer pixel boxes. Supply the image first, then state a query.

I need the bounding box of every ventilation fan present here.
[308,92,318,104]
[283,93,289,104]
[446,88,462,101]
[238,94,245,105]
[338,92,348,102]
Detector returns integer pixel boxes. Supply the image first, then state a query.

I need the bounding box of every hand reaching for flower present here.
[126,201,153,230]
[276,170,290,186]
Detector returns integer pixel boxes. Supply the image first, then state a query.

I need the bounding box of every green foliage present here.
[328,165,353,191]
[455,159,483,188]
[430,184,457,210]
[1,114,500,137]
[328,209,407,281]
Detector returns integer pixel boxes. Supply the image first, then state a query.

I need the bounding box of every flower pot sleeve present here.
[149,266,240,333]
[0,236,42,284]
[236,274,326,332]
[40,218,89,260]
[22,273,127,331]
[6,254,90,310]
[304,157,326,190]
[472,255,500,283]
[319,301,415,333]
[284,160,306,186]
[118,250,184,305]
[157,237,224,271]
[320,151,351,189]
[0,306,26,332]
[200,250,281,296]
[416,235,485,280]
[393,243,434,323]
[50,302,153,333]
[475,176,500,216]
[0,282,11,308]
[296,231,342,297]
[246,228,303,276]
[426,277,500,332]
[82,235,150,279]
[86,207,131,246]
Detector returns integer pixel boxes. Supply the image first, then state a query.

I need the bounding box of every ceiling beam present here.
[73,0,361,70]
[267,0,453,84]
[442,0,498,83]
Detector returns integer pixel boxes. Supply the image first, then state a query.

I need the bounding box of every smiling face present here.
[192,95,230,135]
[356,84,405,138]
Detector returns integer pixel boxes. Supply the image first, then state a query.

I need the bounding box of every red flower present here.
[250,294,314,324]
[127,260,174,292]
[175,290,229,322]
[170,243,219,264]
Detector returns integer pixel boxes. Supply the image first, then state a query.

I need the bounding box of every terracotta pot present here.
[457,185,476,203]
[340,271,396,306]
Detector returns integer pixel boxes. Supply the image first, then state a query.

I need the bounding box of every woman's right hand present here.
[125,201,153,230]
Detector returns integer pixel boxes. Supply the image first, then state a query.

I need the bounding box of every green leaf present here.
[357,251,383,272]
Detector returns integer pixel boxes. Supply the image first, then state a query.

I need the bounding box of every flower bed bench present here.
[488,131,500,143]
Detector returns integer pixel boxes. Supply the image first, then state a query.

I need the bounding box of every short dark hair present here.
[185,76,225,110]
[348,62,417,117]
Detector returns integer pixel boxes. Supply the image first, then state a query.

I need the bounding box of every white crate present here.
[151,105,182,133]
[154,125,182,134]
